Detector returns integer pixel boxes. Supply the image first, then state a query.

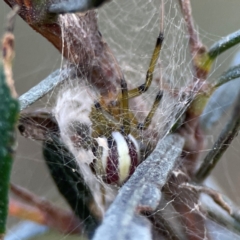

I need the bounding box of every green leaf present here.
[43,137,99,237]
[0,63,19,235]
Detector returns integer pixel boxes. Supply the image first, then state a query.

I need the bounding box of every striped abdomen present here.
[96,131,141,185]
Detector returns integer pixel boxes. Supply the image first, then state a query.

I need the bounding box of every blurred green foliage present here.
[0,63,19,234]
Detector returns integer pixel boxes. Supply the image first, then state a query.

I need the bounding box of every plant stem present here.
[203,204,240,235]
[214,64,240,88]
[48,0,109,13]
[195,91,240,182]
[208,29,240,60]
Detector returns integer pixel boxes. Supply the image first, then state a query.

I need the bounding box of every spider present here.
[18,30,164,187]
[81,31,164,185]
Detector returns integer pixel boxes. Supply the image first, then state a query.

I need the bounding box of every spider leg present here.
[120,78,130,135]
[92,101,119,137]
[93,78,131,135]
[92,31,164,136]
[119,32,164,100]
[137,90,163,130]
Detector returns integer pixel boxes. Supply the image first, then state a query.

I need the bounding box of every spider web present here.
[51,1,240,239]
[55,0,194,162]
[3,0,240,239]
[53,0,193,219]
[98,0,192,126]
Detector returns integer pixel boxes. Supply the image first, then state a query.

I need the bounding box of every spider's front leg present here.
[120,78,130,135]
[137,90,163,131]
[117,29,165,131]
[119,31,164,100]
[119,77,164,132]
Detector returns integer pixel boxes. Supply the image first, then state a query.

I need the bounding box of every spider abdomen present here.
[99,132,141,185]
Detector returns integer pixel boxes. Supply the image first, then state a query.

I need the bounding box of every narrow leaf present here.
[0,63,19,236]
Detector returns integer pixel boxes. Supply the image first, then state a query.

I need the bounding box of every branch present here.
[214,64,240,88]
[201,51,240,131]
[178,0,207,79]
[203,204,240,235]
[181,183,232,215]
[93,134,184,240]
[10,184,83,234]
[2,5,19,98]
[197,29,240,81]
[208,29,240,60]
[195,90,240,182]
[5,221,48,240]
[19,67,74,111]
[178,0,203,54]
[3,0,123,98]
[49,0,110,13]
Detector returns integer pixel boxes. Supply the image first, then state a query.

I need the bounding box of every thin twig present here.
[195,91,240,182]
[5,221,48,240]
[9,198,47,224]
[203,204,240,235]
[3,1,123,98]
[10,184,83,234]
[48,0,110,13]
[200,29,240,78]
[181,183,232,215]
[178,0,211,80]
[178,0,205,59]
[5,5,19,32]
[93,134,184,240]
[160,0,164,33]
[208,29,240,60]
[2,5,19,98]
[201,52,240,131]
[18,67,75,111]
[214,64,240,88]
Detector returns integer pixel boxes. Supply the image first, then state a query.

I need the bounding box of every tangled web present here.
[10,0,240,239]
[54,0,194,156]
